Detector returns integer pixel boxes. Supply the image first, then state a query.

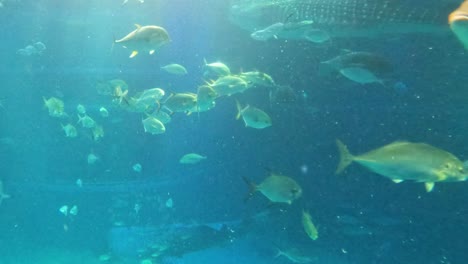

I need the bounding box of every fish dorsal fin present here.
[425,182,435,192]
[134,24,142,30]
[149,50,155,55]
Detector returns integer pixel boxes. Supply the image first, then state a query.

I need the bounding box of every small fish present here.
[321,51,392,76]
[275,247,315,263]
[62,123,77,138]
[209,75,249,97]
[59,205,68,216]
[449,0,468,49]
[87,153,99,165]
[99,107,109,117]
[92,125,104,141]
[133,163,142,172]
[161,63,188,75]
[336,139,468,192]
[76,178,83,188]
[43,97,66,118]
[194,85,217,112]
[142,116,166,135]
[163,93,197,114]
[0,180,10,205]
[150,110,172,124]
[236,100,272,129]
[339,67,384,85]
[115,24,170,58]
[250,22,284,41]
[69,205,78,216]
[179,153,207,164]
[239,71,276,88]
[76,104,86,114]
[243,172,302,204]
[77,114,96,128]
[165,198,173,208]
[203,59,231,77]
[138,88,165,103]
[302,210,319,240]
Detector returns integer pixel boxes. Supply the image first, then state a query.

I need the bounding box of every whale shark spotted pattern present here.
[229,0,449,39]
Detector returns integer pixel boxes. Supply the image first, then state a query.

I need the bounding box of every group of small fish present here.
[59,205,78,216]
[43,97,108,141]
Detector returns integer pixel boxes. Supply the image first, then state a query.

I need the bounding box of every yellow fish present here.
[302,210,318,240]
[115,24,170,58]
[449,0,468,49]
[336,139,468,192]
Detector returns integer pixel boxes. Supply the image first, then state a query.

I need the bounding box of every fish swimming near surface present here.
[335,139,468,192]
[229,0,453,40]
[115,24,170,58]
[449,0,468,49]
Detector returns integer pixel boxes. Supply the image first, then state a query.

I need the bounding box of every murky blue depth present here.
[1,0,468,263]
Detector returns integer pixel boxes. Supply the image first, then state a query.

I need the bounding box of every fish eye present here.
[445,163,451,169]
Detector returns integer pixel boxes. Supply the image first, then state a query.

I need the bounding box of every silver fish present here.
[229,0,450,39]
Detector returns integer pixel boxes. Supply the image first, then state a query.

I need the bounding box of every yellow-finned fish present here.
[115,24,170,58]
[335,139,468,192]
[449,0,468,49]
[302,210,318,241]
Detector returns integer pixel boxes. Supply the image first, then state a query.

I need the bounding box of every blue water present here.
[1,0,468,263]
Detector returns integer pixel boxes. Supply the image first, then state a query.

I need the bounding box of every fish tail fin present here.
[77,114,83,124]
[203,58,208,66]
[242,176,257,202]
[235,99,242,120]
[335,139,354,174]
[110,34,119,55]
[274,248,283,258]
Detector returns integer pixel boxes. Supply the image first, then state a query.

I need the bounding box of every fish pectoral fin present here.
[129,51,138,58]
[392,179,404,183]
[149,50,155,55]
[425,182,435,192]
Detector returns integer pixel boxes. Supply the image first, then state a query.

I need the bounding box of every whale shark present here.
[229,0,456,39]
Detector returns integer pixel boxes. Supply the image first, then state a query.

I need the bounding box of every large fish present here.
[229,0,453,39]
[335,139,468,192]
[449,0,468,49]
[115,24,170,58]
